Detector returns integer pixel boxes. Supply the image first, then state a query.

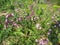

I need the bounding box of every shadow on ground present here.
[48,20,60,45]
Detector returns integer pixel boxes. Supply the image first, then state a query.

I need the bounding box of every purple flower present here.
[6,13,14,19]
[38,38,49,45]
[12,22,19,28]
[5,19,9,23]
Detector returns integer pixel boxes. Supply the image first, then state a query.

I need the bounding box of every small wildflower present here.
[52,16,55,19]
[36,23,41,30]
[5,19,9,23]
[35,39,38,42]
[36,23,40,28]
[6,13,14,18]
[12,22,19,28]
[33,16,39,21]
[4,19,9,29]
[18,17,23,21]
[38,38,49,45]
[47,22,50,25]
[6,15,8,18]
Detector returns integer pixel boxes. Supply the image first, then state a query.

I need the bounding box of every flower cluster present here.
[4,13,19,29]
[53,20,60,28]
[47,20,60,35]
[35,37,49,45]
[38,38,49,45]
[6,13,14,19]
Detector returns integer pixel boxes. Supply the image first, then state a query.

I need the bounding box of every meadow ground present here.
[0,0,60,45]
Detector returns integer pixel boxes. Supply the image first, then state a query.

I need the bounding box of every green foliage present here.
[0,0,60,45]
[51,0,60,5]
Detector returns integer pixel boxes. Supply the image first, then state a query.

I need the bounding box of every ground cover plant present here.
[0,0,60,45]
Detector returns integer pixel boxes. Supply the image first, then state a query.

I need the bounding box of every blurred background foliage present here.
[0,0,60,11]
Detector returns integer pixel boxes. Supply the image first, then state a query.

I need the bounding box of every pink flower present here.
[12,22,19,28]
[6,13,14,18]
[5,19,9,23]
[17,17,23,22]
[38,38,49,45]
